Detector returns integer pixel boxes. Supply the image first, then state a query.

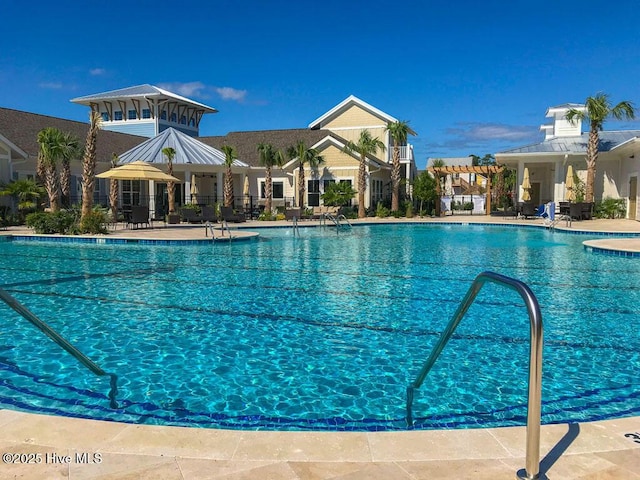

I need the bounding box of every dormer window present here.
[160,110,167,120]
[142,109,151,119]
[128,110,137,120]
[180,115,187,125]
[101,112,109,122]
[170,112,177,123]
[114,111,123,121]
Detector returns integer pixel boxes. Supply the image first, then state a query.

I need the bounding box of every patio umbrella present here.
[565,165,575,202]
[190,173,199,203]
[243,176,250,208]
[521,167,531,202]
[96,161,181,183]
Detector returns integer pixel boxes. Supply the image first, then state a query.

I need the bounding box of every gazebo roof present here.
[118,127,248,167]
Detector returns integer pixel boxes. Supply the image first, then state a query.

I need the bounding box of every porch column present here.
[216,171,223,201]
[147,180,155,217]
[184,169,191,204]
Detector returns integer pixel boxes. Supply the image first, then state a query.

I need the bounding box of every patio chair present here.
[181,207,203,224]
[569,202,582,220]
[220,206,246,223]
[520,202,537,219]
[201,206,217,223]
[580,202,594,220]
[128,205,151,229]
[285,208,301,221]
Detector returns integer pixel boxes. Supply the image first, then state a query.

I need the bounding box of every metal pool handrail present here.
[406,271,543,480]
[0,288,119,409]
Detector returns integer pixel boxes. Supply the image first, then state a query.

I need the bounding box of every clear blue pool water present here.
[0,224,639,431]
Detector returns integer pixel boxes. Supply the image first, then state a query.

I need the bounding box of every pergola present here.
[427,165,504,215]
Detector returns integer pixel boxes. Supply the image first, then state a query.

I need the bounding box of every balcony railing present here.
[387,144,414,163]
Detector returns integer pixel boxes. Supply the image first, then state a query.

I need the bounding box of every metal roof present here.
[70,84,217,113]
[497,130,640,155]
[118,127,248,167]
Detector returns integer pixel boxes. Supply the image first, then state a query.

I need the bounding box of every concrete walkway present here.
[1,216,639,479]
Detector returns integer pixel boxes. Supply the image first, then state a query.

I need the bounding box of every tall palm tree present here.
[430,158,446,216]
[162,147,177,214]
[257,143,285,214]
[343,130,385,218]
[81,110,102,221]
[287,140,324,209]
[566,93,635,203]
[221,145,237,207]
[59,131,81,208]
[36,127,65,212]
[109,153,119,221]
[386,120,415,212]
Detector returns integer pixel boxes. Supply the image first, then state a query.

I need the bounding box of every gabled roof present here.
[497,130,640,155]
[0,107,145,161]
[283,135,390,170]
[308,95,398,129]
[71,84,218,113]
[118,127,247,167]
[200,128,333,167]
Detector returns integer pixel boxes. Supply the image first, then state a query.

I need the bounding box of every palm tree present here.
[109,153,119,222]
[430,158,446,216]
[221,145,237,207]
[342,130,385,218]
[386,120,415,212]
[80,110,102,221]
[36,127,65,212]
[59,132,81,207]
[257,143,285,214]
[287,140,324,209]
[0,179,45,219]
[566,93,635,203]
[162,147,177,214]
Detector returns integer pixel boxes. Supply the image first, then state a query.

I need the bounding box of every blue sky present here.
[2,0,640,169]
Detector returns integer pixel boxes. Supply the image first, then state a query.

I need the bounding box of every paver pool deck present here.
[1,216,639,479]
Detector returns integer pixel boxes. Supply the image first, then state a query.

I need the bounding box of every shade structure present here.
[521,167,532,202]
[565,165,575,202]
[96,161,181,182]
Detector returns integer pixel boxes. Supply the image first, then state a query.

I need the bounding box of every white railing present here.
[387,144,414,162]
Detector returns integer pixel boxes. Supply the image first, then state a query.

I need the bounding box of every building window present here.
[189,118,196,127]
[170,112,177,123]
[101,112,109,122]
[121,180,141,207]
[114,111,123,121]
[371,179,383,206]
[128,110,137,120]
[160,110,167,120]
[260,181,284,199]
[307,180,320,207]
[142,109,151,119]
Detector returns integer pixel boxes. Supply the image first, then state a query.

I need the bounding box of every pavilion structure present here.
[428,165,504,215]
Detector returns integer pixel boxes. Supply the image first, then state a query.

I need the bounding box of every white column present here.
[216,171,224,201]
[148,180,155,217]
[184,169,191,203]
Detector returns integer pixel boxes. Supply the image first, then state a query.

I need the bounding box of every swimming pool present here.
[0,224,638,431]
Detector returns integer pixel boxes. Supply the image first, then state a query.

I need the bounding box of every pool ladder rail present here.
[0,288,119,409]
[406,271,543,480]
[319,213,352,233]
[205,220,233,241]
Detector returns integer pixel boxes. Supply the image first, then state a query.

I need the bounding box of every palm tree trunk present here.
[60,159,71,207]
[265,166,273,214]
[298,163,305,208]
[391,146,400,211]
[358,154,366,218]
[224,167,233,207]
[109,179,118,221]
[44,164,60,212]
[434,176,442,217]
[585,128,599,203]
[167,181,175,214]
[81,112,100,221]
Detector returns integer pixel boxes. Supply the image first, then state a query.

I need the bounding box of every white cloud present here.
[89,68,106,76]
[39,82,63,89]
[215,86,247,102]
[157,81,207,98]
[447,122,536,142]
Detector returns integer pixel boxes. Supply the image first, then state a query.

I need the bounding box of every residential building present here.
[496,104,640,219]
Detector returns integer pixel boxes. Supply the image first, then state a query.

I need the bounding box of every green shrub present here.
[594,198,626,219]
[258,212,277,221]
[406,203,414,218]
[26,211,77,234]
[375,202,390,218]
[79,210,109,234]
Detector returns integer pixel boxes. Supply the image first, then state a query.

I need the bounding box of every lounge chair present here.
[519,202,537,219]
[181,207,203,224]
[128,205,151,229]
[220,206,246,223]
[569,202,582,220]
[201,206,217,223]
[285,208,301,221]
